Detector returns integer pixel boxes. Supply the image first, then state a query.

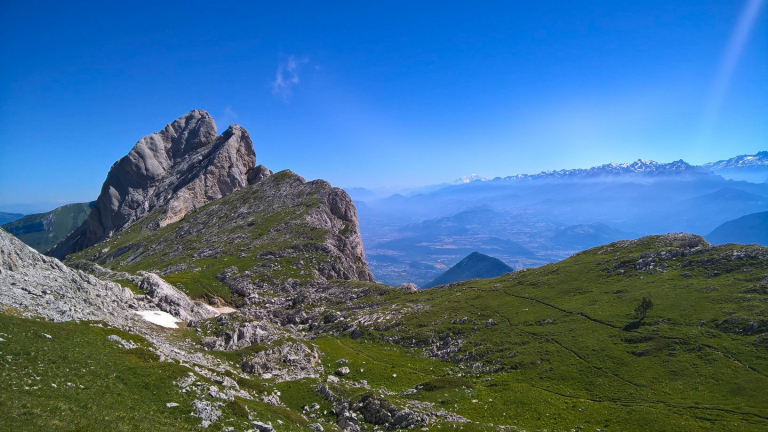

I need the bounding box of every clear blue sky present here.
[1,1,766,213]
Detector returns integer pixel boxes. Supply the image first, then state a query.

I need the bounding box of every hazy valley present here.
[353,155,768,286]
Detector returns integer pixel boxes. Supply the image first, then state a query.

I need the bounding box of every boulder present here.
[138,273,218,322]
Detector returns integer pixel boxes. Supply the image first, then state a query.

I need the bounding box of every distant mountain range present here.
[495,152,768,183]
[0,212,24,225]
[703,151,768,170]
[499,159,705,181]
[422,251,513,288]
[706,211,768,246]
[702,151,768,183]
[357,151,768,284]
[1,202,94,252]
[455,174,488,184]
[348,152,768,194]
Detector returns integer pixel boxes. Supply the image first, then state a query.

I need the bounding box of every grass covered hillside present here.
[4,233,768,430]
[332,234,768,430]
[2,202,94,252]
[67,170,372,302]
[0,312,322,431]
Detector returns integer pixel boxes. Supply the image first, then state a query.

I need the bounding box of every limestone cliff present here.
[49,110,256,258]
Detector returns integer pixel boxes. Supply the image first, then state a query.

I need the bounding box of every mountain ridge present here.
[66,167,374,301]
[0,211,24,225]
[706,210,768,246]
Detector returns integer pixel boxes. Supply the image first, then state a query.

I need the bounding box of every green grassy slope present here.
[341,235,768,430]
[4,234,768,430]
[0,312,323,431]
[0,313,205,431]
[2,202,94,252]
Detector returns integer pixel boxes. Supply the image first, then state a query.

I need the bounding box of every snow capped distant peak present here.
[479,153,767,185]
[455,174,487,184]
[500,159,700,181]
[702,152,768,170]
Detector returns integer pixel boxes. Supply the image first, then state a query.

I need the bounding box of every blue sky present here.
[0,0,766,213]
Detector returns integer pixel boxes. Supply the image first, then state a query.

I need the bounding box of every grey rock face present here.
[0,228,219,329]
[0,228,135,325]
[236,171,373,282]
[49,110,256,258]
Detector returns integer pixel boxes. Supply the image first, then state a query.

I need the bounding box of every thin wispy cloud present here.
[272,55,309,102]
[223,105,238,119]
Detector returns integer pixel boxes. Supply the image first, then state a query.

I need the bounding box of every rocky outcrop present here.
[0,228,135,324]
[199,314,280,351]
[138,273,218,322]
[0,228,220,328]
[315,384,466,430]
[247,164,272,184]
[241,341,322,380]
[49,110,256,258]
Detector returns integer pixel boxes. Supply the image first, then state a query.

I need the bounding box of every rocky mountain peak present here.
[49,110,256,258]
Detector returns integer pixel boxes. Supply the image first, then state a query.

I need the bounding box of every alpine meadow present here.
[1,1,767,431]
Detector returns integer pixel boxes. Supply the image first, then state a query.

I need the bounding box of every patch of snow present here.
[213,306,237,314]
[454,174,487,184]
[135,310,183,328]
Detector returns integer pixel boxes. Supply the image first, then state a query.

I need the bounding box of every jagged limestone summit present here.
[49,110,372,302]
[50,110,259,259]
